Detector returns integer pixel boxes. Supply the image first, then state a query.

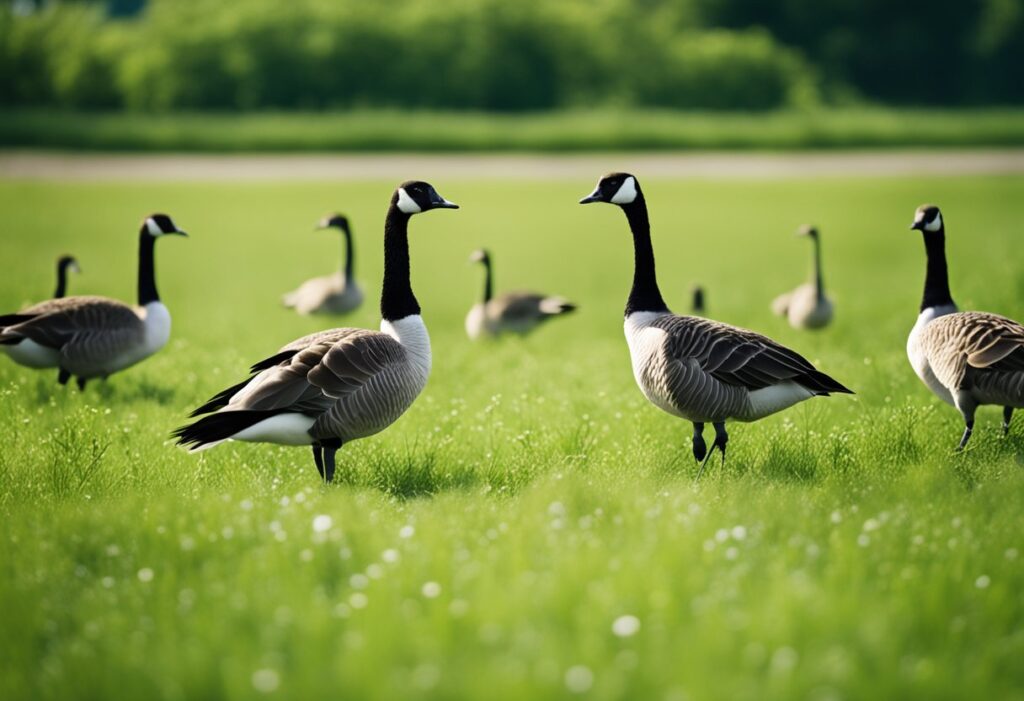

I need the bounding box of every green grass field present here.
[1,174,1022,700]
[4,108,1024,151]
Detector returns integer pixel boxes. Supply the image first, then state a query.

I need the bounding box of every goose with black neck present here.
[283,213,364,315]
[580,173,852,476]
[54,255,81,299]
[0,214,186,390]
[175,181,458,482]
[771,225,833,329]
[906,204,1024,449]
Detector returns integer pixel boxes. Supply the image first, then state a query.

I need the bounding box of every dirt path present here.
[2,149,1023,181]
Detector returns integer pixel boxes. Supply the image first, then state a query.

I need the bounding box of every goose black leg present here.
[321,437,342,483]
[957,421,974,451]
[696,422,729,479]
[58,368,70,385]
[692,422,707,462]
[76,376,87,391]
[312,444,325,480]
[954,395,976,452]
[1003,407,1014,436]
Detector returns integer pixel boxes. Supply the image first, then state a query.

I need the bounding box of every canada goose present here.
[0,215,186,390]
[464,248,576,339]
[174,181,458,482]
[906,204,1024,449]
[282,213,364,315]
[771,225,833,330]
[54,255,81,299]
[580,173,852,475]
[691,285,705,315]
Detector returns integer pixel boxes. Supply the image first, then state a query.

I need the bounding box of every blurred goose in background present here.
[54,255,81,299]
[580,173,852,476]
[175,181,458,482]
[772,225,833,329]
[906,204,1024,449]
[283,213,364,315]
[465,247,576,340]
[0,215,186,390]
[690,285,705,315]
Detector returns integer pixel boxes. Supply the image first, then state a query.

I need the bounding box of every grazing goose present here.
[464,248,576,339]
[0,215,186,390]
[54,255,81,299]
[690,285,706,315]
[174,181,458,482]
[283,213,364,315]
[771,225,833,329]
[906,204,1024,449]
[579,173,852,475]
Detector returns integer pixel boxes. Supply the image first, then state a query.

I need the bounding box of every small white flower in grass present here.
[312,514,333,533]
[240,499,253,511]
[1005,548,1018,560]
[251,669,280,693]
[299,549,313,562]
[137,568,154,583]
[975,575,991,589]
[857,534,870,547]
[725,546,739,561]
[862,518,880,532]
[612,615,640,637]
[382,548,400,563]
[731,525,747,541]
[366,564,384,579]
[422,581,442,598]
[715,529,729,542]
[399,525,415,539]
[350,574,369,589]
[564,665,593,693]
[101,576,115,589]
[349,592,368,609]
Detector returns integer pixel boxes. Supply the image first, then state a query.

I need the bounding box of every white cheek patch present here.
[145,218,162,237]
[610,176,638,204]
[396,188,422,214]
[924,212,942,232]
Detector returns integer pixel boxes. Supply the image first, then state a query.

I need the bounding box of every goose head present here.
[316,213,350,234]
[393,181,459,215]
[796,224,819,239]
[910,205,943,233]
[142,213,188,237]
[468,248,490,265]
[579,172,640,206]
[58,255,81,275]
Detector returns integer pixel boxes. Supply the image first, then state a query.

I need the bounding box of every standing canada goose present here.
[54,255,81,299]
[579,173,852,475]
[690,285,706,315]
[906,204,1024,449]
[174,181,458,482]
[0,215,186,390]
[283,213,364,315]
[771,225,833,329]
[464,248,576,339]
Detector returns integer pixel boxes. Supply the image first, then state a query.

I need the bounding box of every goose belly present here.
[465,304,489,339]
[907,314,956,406]
[76,302,172,378]
[4,339,60,368]
[969,371,1024,408]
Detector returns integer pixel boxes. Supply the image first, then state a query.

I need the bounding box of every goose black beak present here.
[909,221,924,231]
[579,188,603,204]
[172,229,189,237]
[434,200,459,209]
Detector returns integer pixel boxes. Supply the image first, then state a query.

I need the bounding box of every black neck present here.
[380,205,420,321]
[137,232,160,306]
[480,258,493,303]
[622,195,668,316]
[920,228,955,311]
[341,226,355,279]
[810,235,824,301]
[54,261,69,298]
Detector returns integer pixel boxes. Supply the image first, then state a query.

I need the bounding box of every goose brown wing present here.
[924,312,1024,388]
[0,296,143,356]
[490,292,546,322]
[654,315,851,394]
[227,329,407,415]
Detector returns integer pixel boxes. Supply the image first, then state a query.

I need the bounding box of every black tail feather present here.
[172,410,284,449]
[0,313,35,328]
[250,350,298,374]
[801,369,854,395]
[188,377,256,417]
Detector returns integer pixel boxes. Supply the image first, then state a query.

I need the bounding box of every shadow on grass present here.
[341,447,477,499]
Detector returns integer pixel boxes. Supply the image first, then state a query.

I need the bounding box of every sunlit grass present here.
[3,108,1024,151]
[0,176,1023,700]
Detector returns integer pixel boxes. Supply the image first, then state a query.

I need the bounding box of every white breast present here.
[382,315,432,381]
[465,304,488,339]
[907,306,956,406]
[110,301,172,372]
[624,311,677,412]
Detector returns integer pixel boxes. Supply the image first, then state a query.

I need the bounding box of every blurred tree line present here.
[1,0,1021,111]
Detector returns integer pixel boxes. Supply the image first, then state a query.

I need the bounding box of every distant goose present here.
[174,181,458,482]
[54,255,81,299]
[283,213,364,315]
[906,204,1024,449]
[690,285,705,315]
[0,215,186,390]
[465,248,576,340]
[580,173,852,475]
[771,225,833,329]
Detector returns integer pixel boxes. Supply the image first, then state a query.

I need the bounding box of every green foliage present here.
[1,175,1024,698]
